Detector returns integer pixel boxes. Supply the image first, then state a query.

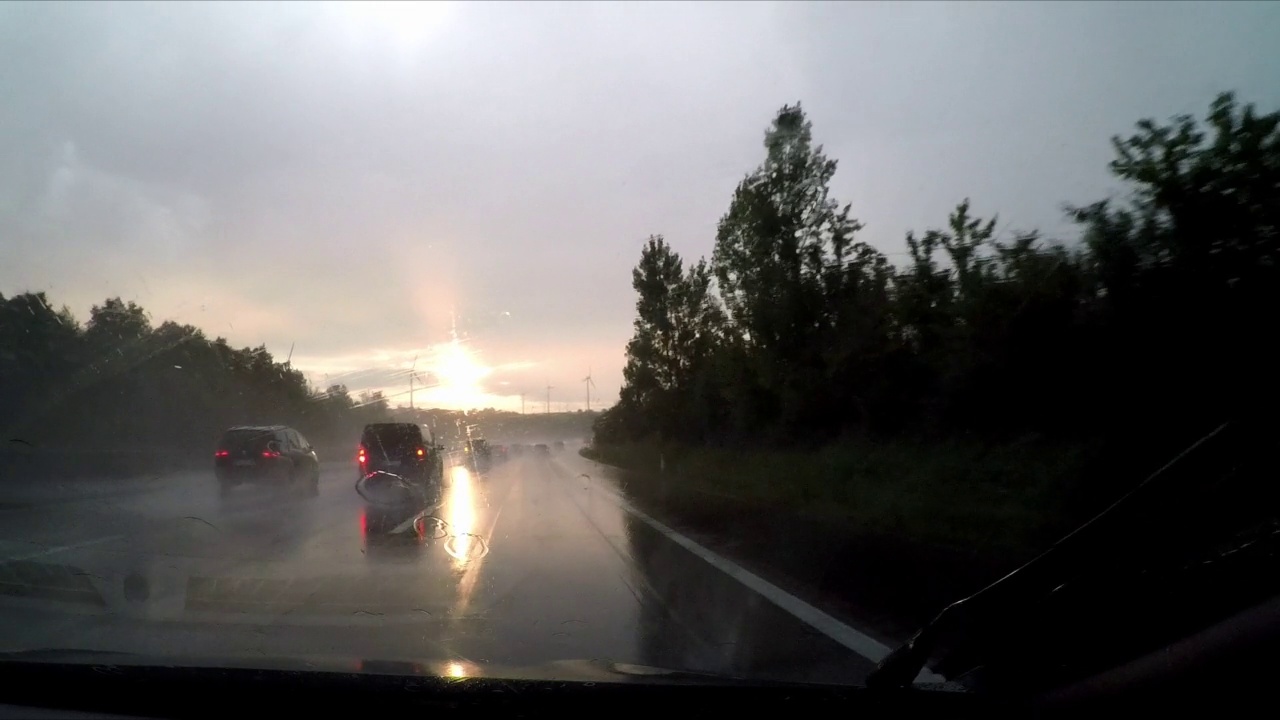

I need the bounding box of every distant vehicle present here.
[215,425,319,497]
[491,444,510,463]
[510,444,526,456]
[359,423,443,487]
[466,437,493,472]
[553,440,566,453]
[534,443,550,456]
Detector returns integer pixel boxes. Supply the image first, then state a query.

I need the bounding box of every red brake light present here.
[262,450,280,458]
[416,448,425,457]
[215,450,229,458]
[358,445,367,464]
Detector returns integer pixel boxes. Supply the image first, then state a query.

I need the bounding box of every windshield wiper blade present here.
[868,420,1246,689]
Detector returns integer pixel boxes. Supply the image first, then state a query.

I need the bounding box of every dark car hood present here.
[0,650,995,720]
[0,648,820,688]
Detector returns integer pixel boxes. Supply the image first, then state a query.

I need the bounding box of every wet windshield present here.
[363,425,425,455]
[1,0,1277,696]
[219,429,277,453]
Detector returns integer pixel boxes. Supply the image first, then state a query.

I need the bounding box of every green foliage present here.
[598,235,725,443]
[0,296,388,454]
[712,103,872,437]
[589,438,1093,555]
[603,92,1279,466]
[1065,92,1280,444]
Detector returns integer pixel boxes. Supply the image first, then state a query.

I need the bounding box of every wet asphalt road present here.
[0,452,882,684]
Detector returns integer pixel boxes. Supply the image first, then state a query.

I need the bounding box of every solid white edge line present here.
[606,490,947,685]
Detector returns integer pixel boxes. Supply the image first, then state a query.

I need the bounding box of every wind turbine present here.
[583,368,596,412]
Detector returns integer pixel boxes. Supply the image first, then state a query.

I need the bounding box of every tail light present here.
[262,450,280,458]
[215,450,229,458]
[416,447,425,458]
[358,445,367,464]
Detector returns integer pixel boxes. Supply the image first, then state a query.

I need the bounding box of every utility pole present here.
[520,392,525,415]
[408,355,419,411]
[545,384,553,414]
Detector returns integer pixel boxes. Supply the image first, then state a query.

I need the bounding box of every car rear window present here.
[362,424,424,454]
[219,428,276,452]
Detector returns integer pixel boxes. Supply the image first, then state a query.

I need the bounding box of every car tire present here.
[279,465,296,496]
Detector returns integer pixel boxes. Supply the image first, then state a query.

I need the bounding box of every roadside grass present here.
[582,438,1100,557]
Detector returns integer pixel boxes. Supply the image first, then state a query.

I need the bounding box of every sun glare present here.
[434,340,487,388]
[336,1,455,49]
[420,339,492,410]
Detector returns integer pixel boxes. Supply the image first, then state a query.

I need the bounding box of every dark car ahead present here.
[214,425,319,497]
[359,423,443,485]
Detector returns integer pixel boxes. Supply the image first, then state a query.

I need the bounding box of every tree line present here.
[393,407,598,445]
[0,296,388,456]
[596,92,1279,464]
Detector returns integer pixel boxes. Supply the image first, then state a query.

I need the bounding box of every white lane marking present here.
[4,534,126,562]
[575,467,946,685]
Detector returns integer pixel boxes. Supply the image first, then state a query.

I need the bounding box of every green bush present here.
[592,438,1097,555]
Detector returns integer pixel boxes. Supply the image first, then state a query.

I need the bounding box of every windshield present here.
[1,0,1277,698]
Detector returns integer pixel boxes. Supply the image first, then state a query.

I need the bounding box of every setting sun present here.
[419,339,492,410]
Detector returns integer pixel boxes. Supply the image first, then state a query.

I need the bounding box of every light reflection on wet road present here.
[0,454,878,684]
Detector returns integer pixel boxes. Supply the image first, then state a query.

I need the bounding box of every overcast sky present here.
[2,1,1278,411]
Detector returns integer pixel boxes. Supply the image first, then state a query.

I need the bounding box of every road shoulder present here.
[554,452,996,661]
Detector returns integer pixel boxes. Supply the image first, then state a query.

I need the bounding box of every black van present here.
[358,423,443,484]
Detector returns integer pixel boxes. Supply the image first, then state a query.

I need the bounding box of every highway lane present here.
[0,453,882,684]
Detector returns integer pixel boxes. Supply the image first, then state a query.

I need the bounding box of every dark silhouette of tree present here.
[712,103,870,439]
[0,295,388,458]
[1066,91,1280,450]
[600,92,1279,476]
[600,236,725,443]
[0,292,81,423]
